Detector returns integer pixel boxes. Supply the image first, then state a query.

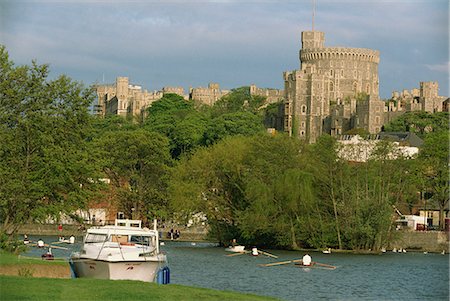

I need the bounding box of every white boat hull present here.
[71,258,162,282]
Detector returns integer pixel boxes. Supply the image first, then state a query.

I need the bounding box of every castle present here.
[95,79,283,117]
[95,30,447,143]
[283,31,384,143]
[283,31,448,143]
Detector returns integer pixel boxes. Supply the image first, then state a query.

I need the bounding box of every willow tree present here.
[418,131,449,229]
[0,46,100,239]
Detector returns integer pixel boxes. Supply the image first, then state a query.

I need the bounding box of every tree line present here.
[1,46,448,251]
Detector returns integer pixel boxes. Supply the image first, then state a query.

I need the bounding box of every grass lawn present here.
[0,276,279,301]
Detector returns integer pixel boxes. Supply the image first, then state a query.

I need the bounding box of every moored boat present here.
[70,219,168,283]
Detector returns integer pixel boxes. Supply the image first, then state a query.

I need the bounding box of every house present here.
[337,132,423,162]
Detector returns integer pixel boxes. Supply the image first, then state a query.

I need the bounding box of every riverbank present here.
[16,223,449,253]
[0,251,278,301]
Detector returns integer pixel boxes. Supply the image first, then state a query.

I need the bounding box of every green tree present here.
[0,46,100,238]
[144,93,207,158]
[383,111,449,137]
[418,131,449,229]
[210,87,266,117]
[203,111,265,146]
[95,129,172,221]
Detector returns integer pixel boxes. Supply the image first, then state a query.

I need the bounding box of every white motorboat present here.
[70,219,168,283]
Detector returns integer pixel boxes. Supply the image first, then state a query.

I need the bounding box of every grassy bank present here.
[0,276,279,301]
[0,251,278,301]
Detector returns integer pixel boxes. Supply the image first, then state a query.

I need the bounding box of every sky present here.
[0,0,448,99]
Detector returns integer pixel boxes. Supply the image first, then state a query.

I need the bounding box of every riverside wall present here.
[389,231,449,253]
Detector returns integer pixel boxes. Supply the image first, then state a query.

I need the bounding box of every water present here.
[22,236,449,301]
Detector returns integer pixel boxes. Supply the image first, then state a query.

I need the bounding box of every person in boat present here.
[302,254,313,266]
[251,247,259,256]
[37,239,45,248]
[69,235,75,244]
[23,235,30,244]
[41,247,54,260]
[231,238,237,247]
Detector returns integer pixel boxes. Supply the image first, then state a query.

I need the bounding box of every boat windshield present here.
[130,235,153,246]
[85,233,107,243]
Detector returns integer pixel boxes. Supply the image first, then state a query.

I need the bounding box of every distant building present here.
[283,31,383,143]
[95,77,186,119]
[189,83,230,106]
[336,132,423,163]
[249,84,284,104]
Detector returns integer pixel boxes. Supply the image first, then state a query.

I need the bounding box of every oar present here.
[313,262,336,270]
[259,258,303,267]
[259,257,307,267]
[51,241,66,245]
[258,250,278,258]
[46,244,69,250]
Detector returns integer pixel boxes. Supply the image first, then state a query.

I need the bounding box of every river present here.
[23,236,449,301]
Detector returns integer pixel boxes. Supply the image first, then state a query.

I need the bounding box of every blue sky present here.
[1,0,448,99]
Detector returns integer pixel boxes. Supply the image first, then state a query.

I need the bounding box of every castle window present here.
[330,69,334,76]
[301,122,305,128]
[330,81,334,91]
[301,105,307,114]
[341,70,344,77]
[300,131,305,136]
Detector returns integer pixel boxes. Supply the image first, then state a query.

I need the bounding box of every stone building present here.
[388,81,447,113]
[283,31,384,143]
[189,83,230,106]
[95,77,185,118]
[249,84,284,104]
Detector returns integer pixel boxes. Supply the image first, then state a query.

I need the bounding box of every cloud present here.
[425,62,450,73]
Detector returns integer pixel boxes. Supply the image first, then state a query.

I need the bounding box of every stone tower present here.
[284,31,382,143]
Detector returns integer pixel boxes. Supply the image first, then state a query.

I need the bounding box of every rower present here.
[69,235,75,244]
[23,235,30,244]
[37,239,45,248]
[251,247,259,256]
[302,254,312,266]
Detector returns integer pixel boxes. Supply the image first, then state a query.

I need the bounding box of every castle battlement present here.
[300,47,380,63]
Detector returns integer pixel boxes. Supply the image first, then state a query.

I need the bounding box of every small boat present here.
[41,248,54,260]
[225,245,246,253]
[322,248,331,254]
[70,219,168,283]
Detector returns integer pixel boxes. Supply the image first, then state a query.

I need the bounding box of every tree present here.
[210,87,266,117]
[203,111,265,146]
[94,129,172,221]
[418,131,449,229]
[144,93,207,158]
[0,46,100,238]
[383,111,449,137]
